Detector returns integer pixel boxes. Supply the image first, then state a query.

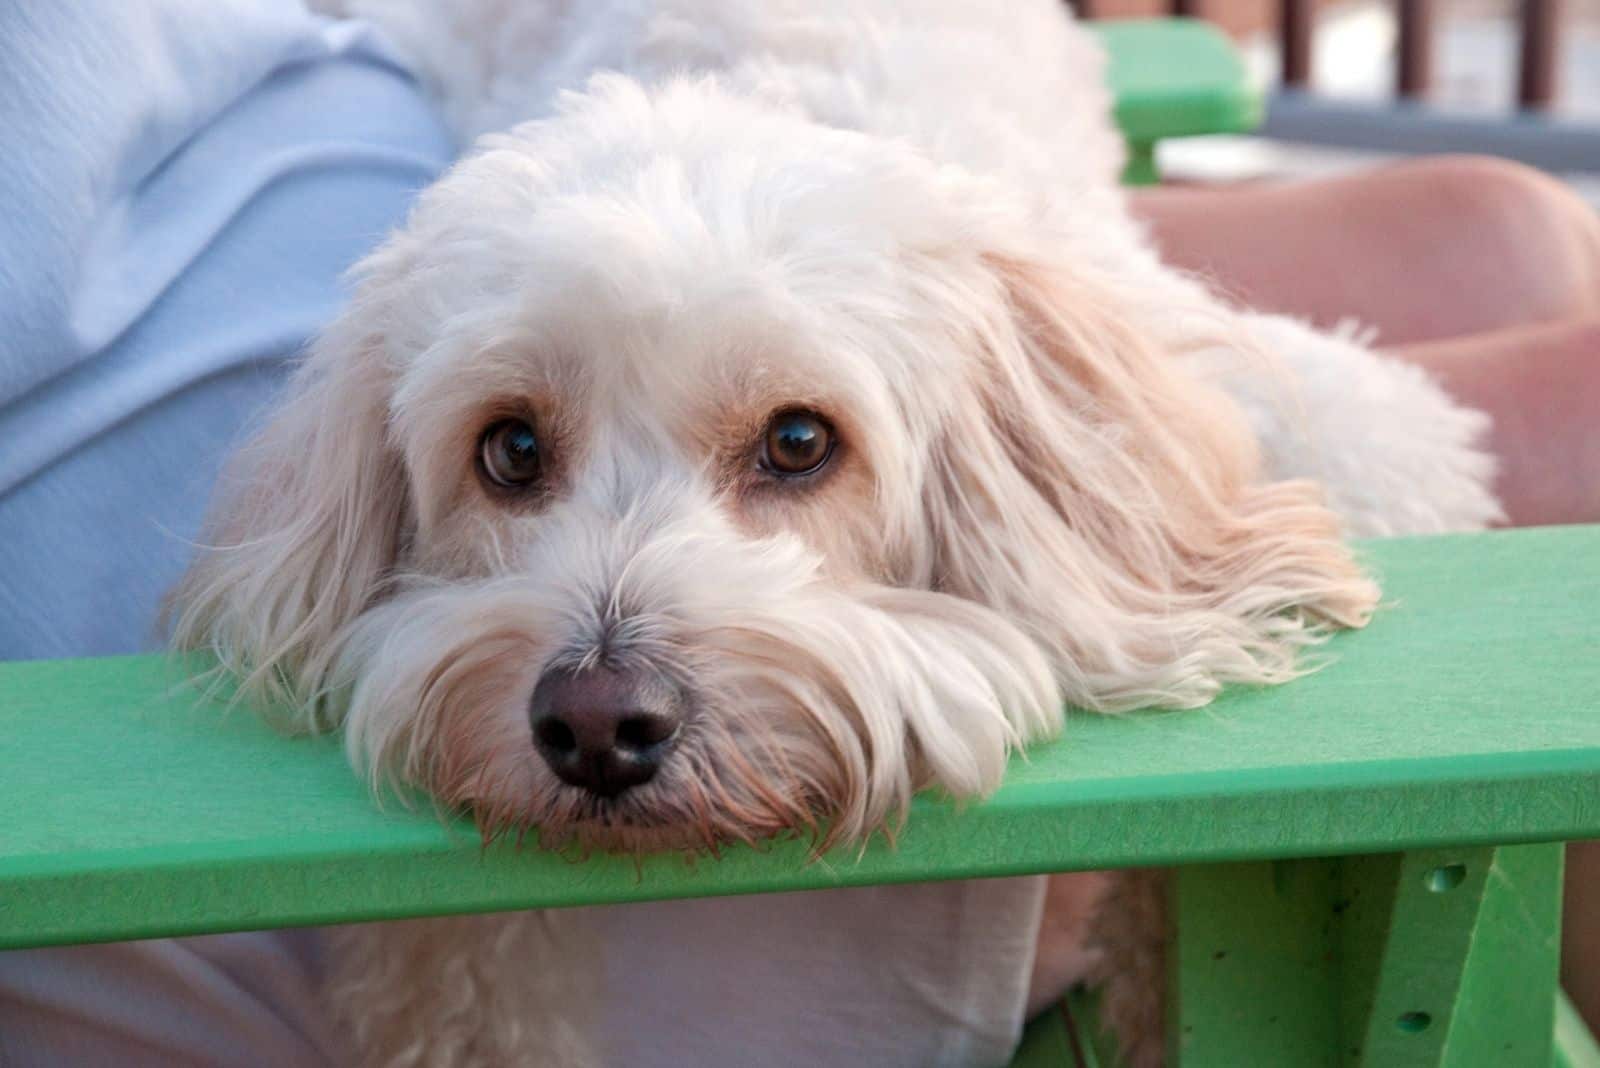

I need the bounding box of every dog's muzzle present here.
[529,664,685,798]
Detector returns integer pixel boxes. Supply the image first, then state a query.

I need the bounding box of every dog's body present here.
[174,2,1499,1064]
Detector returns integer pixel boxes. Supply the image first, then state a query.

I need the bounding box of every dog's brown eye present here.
[761,410,833,476]
[480,419,542,488]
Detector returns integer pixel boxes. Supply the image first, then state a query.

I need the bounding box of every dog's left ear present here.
[925,251,1379,713]
[167,310,410,728]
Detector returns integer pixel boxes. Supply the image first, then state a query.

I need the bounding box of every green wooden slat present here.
[1010,1002,1078,1068]
[1066,987,1120,1068]
[1090,17,1264,185]
[2,526,1598,948]
[1163,846,1570,1065]
[1092,19,1262,144]
[1170,859,1343,1064]
[1439,844,1562,1066]
[1009,987,1113,1068]
[1339,845,1561,1066]
[1339,849,1493,1066]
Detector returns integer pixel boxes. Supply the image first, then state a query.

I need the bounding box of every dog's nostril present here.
[534,717,578,755]
[615,714,676,751]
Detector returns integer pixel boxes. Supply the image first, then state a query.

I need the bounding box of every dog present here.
[171,2,1500,1064]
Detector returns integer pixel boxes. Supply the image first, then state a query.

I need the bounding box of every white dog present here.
[172,1,1500,1064]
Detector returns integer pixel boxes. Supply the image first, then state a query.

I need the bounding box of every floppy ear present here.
[926,253,1379,713]
[169,313,410,728]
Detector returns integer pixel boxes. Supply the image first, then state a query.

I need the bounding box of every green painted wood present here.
[1010,1001,1078,1068]
[1090,17,1264,183]
[1067,987,1118,1068]
[1337,846,1559,1066]
[1441,844,1562,1066]
[1337,851,1464,1065]
[1171,846,1570,1066]
[2,526,1599,948]
[1170,859,1342,1064]
[1556,990,1600,1068]
[1009,987,1113,1068]
[1092,19,1263,143]
[1121,143,1160,187]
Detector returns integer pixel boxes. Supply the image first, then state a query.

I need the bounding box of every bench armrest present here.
[4,525,1598,949]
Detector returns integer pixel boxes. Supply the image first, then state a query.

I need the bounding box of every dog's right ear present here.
[169,313,409,729]
[920,249,1378,717]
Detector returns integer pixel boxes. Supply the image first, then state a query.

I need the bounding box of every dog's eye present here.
[480,418,542,488]
[761,410,834,476]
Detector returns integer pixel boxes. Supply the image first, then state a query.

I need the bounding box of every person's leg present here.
[1135,155,1600,527]
[1135,155,1600,346]
[1134,157,1600,1033]
[1390,318,1600,526]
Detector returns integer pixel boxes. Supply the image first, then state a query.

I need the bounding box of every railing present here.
[1069,1,1600,173]
[1072,1,1565,110]
[1517,0,1562,109]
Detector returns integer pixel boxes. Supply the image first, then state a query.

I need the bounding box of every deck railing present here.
[1070,1,1600,173]
[1075,1,1566,109]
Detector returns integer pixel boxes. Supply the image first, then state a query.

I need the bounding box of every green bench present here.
[7,20,1594,1066]
[1092,18,1262,185]
[7,527,1599,1064]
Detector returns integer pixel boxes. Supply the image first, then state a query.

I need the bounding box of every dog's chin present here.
[465,772,831,858]
[502,815,784,858]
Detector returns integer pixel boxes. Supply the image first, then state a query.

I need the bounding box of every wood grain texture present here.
[2,526,1597,948]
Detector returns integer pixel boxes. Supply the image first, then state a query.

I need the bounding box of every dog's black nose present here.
[529,665,682,798]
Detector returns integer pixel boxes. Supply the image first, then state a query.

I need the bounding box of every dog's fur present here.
[171,2,1501,1064]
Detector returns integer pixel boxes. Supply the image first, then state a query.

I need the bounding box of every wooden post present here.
[1281,0,1315,89]
[1168,846,1564,1066]
[1519,0,1562,110]
[1396,0,1436,100]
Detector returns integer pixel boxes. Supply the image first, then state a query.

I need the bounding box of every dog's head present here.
[172,78,1376,852]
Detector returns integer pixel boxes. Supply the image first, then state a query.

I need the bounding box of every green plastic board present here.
[1168,846,1565,1066]
[1090,18,1264,183]
[1093,18,1262,143]
[3,525,1599,949]
[1031,845,1582,1068]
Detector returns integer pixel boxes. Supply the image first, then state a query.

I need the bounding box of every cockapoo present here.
[173,1,1499,1064]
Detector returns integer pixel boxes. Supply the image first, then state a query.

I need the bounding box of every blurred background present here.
[1074,0,1600,201]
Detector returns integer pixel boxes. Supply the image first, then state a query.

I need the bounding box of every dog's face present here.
[173,80,1376,852]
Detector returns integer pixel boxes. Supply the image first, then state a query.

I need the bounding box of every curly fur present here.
[171,2,1499,1064]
